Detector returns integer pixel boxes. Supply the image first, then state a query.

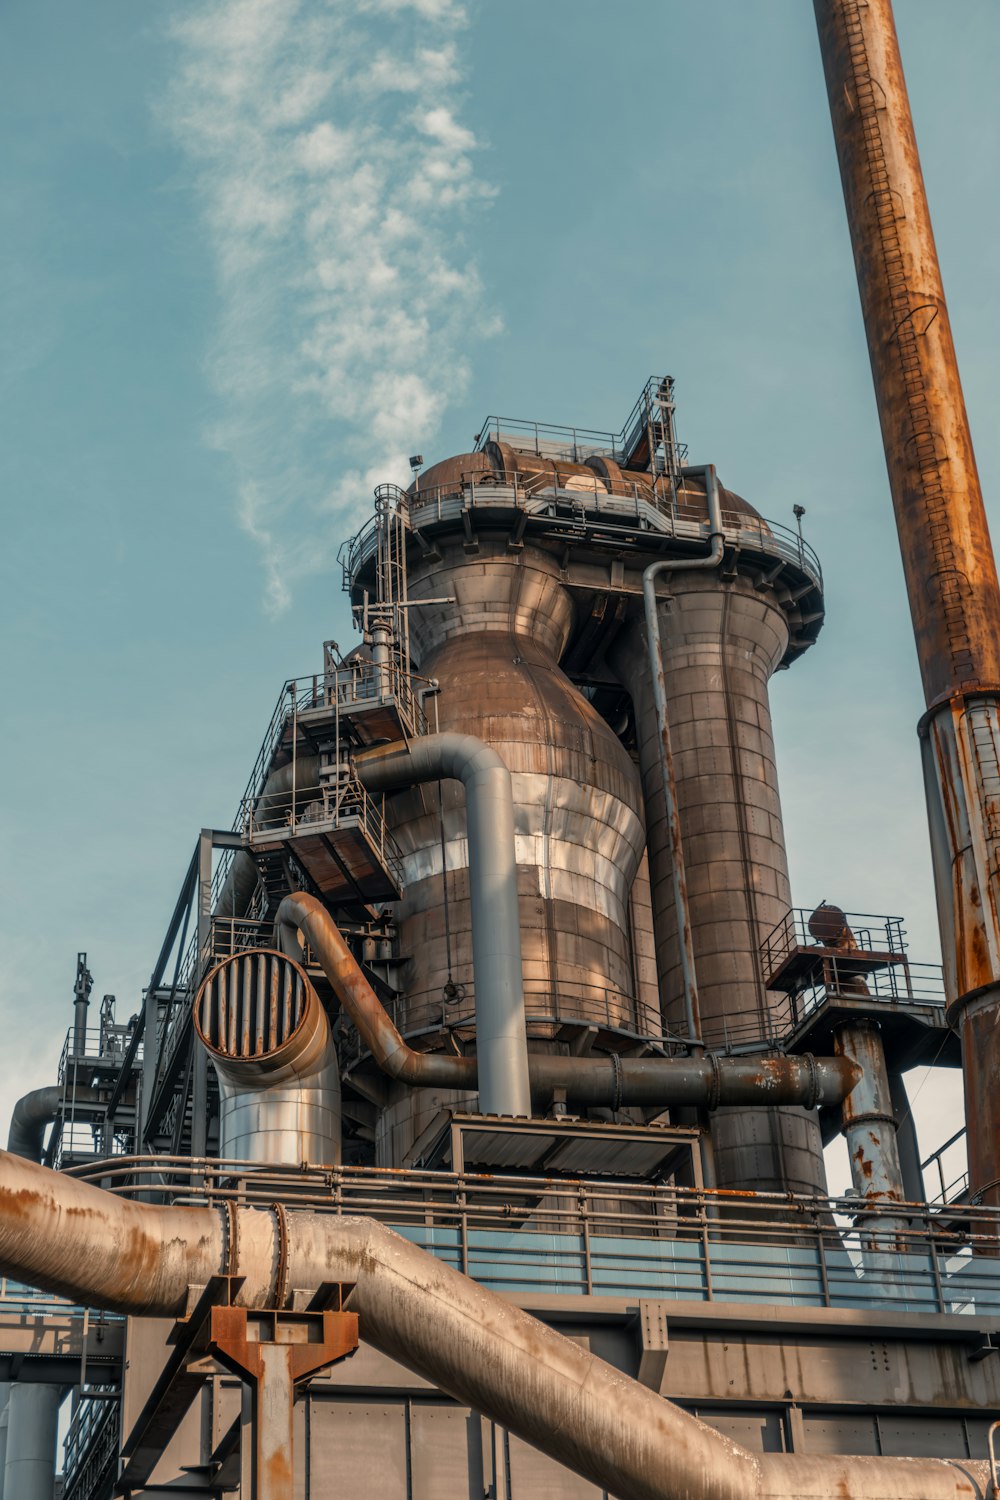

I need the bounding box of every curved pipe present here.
[276,894,859,1109]
[7,1085,99,1163]
[642,463,725,1053]
[0,1151,985,1500]
[354,732,531,1117]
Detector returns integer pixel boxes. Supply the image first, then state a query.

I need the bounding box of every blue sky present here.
[3,0,997,1188]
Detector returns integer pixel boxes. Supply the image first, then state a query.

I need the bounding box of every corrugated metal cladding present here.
[291,1392,995,1495]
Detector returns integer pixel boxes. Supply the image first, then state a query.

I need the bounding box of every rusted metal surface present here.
[280,891,858,1110]
[195,951,341,1167]
[814,0,1000,707]
[815,0,1000,1207]
[834,1019,903,1202]
[211,1304,358,1500]
[0,1152,992,1499]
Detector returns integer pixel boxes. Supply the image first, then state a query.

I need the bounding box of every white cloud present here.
[162,0,497,614]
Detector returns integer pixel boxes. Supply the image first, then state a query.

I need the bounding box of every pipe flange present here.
[271,1201,290,1310]
[224,1199,240,1278]
[706,1053,722,1112]
[803,1052,819,1112]
[610,1053,623,1113]
[845,1109,898,1132]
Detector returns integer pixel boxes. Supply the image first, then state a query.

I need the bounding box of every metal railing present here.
[356,980,669,1062]
[342,473,822,594]
[922,1127,970,1206]
[242,778,405,892]
[762,908,908,970]
[63,1393,120,1500]
[474,378,687,473]
[695,957,948,1056]
[68,1156,1000,1317]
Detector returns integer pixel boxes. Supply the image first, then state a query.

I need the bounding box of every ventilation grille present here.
[197,950,308,1059]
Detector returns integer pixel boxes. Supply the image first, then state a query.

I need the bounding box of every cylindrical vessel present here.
[364,465,647,1163]
[195,950,341,1166]
[611,569,826,1194]
[4,1384,59,1500]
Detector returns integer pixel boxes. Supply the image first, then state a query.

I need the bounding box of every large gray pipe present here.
[354,733,532,1118]
[7,1085,98,1163]
[276,893,859,1110]
[0,1151,985,1500]
[4,1384,60,1500]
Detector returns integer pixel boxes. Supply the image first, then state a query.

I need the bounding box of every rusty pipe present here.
[815,0,1000,1206]
[354,732,531,1117]
[276,894,858,1109]
[0,1151,986,1500]
[641,463,725,1053]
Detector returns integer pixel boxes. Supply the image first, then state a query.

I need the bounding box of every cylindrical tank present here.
[610,560,826,1196]
[371,460,648,1164]
[4,1384,59,1500]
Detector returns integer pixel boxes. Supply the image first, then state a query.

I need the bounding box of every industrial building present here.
[0,0,998,1495]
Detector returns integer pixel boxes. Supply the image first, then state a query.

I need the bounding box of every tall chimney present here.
[815,0,1000,1204]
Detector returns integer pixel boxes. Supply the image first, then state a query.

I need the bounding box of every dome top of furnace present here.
[408,447,761,524]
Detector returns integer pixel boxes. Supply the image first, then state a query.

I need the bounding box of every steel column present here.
[211,1305,359,1500]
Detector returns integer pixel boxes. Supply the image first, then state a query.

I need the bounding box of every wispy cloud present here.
[163,0,497,614]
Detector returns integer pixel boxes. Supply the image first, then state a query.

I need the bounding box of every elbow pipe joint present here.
[7,1085,99,1163]
[276,893,860,1112]
[354,732,531,1118]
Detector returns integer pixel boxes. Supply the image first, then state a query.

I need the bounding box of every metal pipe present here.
[72,952,92,1057]
[0,1152,985,1500]
[3,1384,60,1500]
[7,1085,98,1163]
[815,0,1000,1206]
[276,894,859,1109]
[195,951,341,1166]
[354,732,532,1118]
[641,464,725,1052]
[835,1019,908,1273]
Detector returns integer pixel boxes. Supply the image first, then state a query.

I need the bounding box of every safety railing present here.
[922,1127,971,1207]
[352,980,670,1063]
[342,472,822,595]
[63,1392,120,1500]
[241,778,405,894]
[475,378,687,473]
[68,1156,1000,1317]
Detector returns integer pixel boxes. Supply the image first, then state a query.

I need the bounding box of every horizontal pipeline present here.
[0,1151,984,1500]
[275,894,859,1109]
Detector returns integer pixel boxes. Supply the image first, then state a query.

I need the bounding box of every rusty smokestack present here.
[815,0,1000,1206]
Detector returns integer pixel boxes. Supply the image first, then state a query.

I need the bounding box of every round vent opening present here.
[196,950,312,1060]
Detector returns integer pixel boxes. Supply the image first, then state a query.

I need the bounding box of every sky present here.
[2,0,998,1195]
